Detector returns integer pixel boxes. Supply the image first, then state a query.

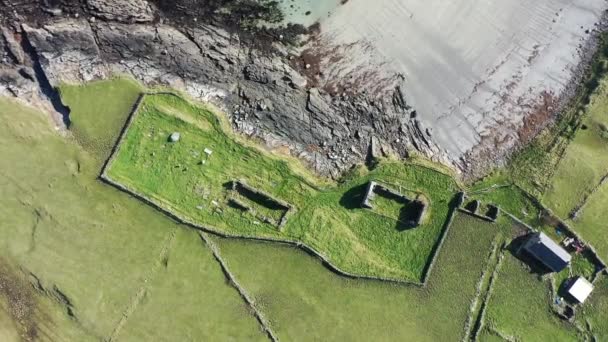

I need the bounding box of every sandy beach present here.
[304,0,607,161]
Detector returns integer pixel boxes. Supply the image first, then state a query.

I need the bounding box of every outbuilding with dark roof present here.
[522,232,572,272]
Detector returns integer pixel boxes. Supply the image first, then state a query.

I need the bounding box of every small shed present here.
[568,277,594,303]
[522,232,572,272]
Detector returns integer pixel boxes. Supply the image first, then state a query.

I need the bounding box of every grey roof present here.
[523,232,572,272]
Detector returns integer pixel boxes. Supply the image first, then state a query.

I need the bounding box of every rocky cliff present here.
[4,0,596,179]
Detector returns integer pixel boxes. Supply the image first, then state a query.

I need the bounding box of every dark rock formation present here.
[0,0,449,178]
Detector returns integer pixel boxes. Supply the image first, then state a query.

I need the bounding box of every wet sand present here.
[310,0,607,160]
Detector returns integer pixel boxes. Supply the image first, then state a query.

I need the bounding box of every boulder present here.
[169,132,180,142]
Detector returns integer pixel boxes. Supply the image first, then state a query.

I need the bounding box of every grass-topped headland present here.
[2,75,608,340]
[103,92,460,282]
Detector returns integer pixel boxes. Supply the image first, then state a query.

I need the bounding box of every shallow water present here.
[277,0,343,26]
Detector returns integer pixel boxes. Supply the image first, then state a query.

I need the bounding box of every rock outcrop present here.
[1,0,450,178]
[22,21,107,84]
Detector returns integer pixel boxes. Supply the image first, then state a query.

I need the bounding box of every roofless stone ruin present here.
[228,180,294,231]
[361,181,428,228]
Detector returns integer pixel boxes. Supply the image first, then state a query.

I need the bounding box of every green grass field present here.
[2,75,607,341]
[0,298,18,342]
[543,80,608,218]
[0,265,93,342]
[577,273,608,339]
[115,228,266,341]
[207,213,509,341]
[571,186,608,262]
[104,93,459,282]
[482,255,581,341]
[60,78,143,161]
[538,78,608,262]
[0,92,264,340]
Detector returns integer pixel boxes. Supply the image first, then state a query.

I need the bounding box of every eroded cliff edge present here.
[1,0,605,179]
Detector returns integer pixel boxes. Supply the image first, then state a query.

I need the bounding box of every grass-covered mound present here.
[104,93,459,282]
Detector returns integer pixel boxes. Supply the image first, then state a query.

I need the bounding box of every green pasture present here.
[105,93,459,282]
[2,74,608,341]
[0,92,263,340]
[577,274,608,339]
[208,213,505,341]
[482,255,580,341]
[539,78,608,262]
[571,185,608,262]
[116,228,266,341]
[543,83,608,218]
[60,78,143,161]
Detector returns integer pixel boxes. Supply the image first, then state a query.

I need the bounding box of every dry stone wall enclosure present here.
[228,180,294,231]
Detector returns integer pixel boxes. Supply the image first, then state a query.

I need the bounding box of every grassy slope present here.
[507,33,608,198]
[0,259,93,342]
[106,93,458,281]
[483,255,580,341]
[209,213,503,341]
[0,302,19,342]
[0,89,263,340]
